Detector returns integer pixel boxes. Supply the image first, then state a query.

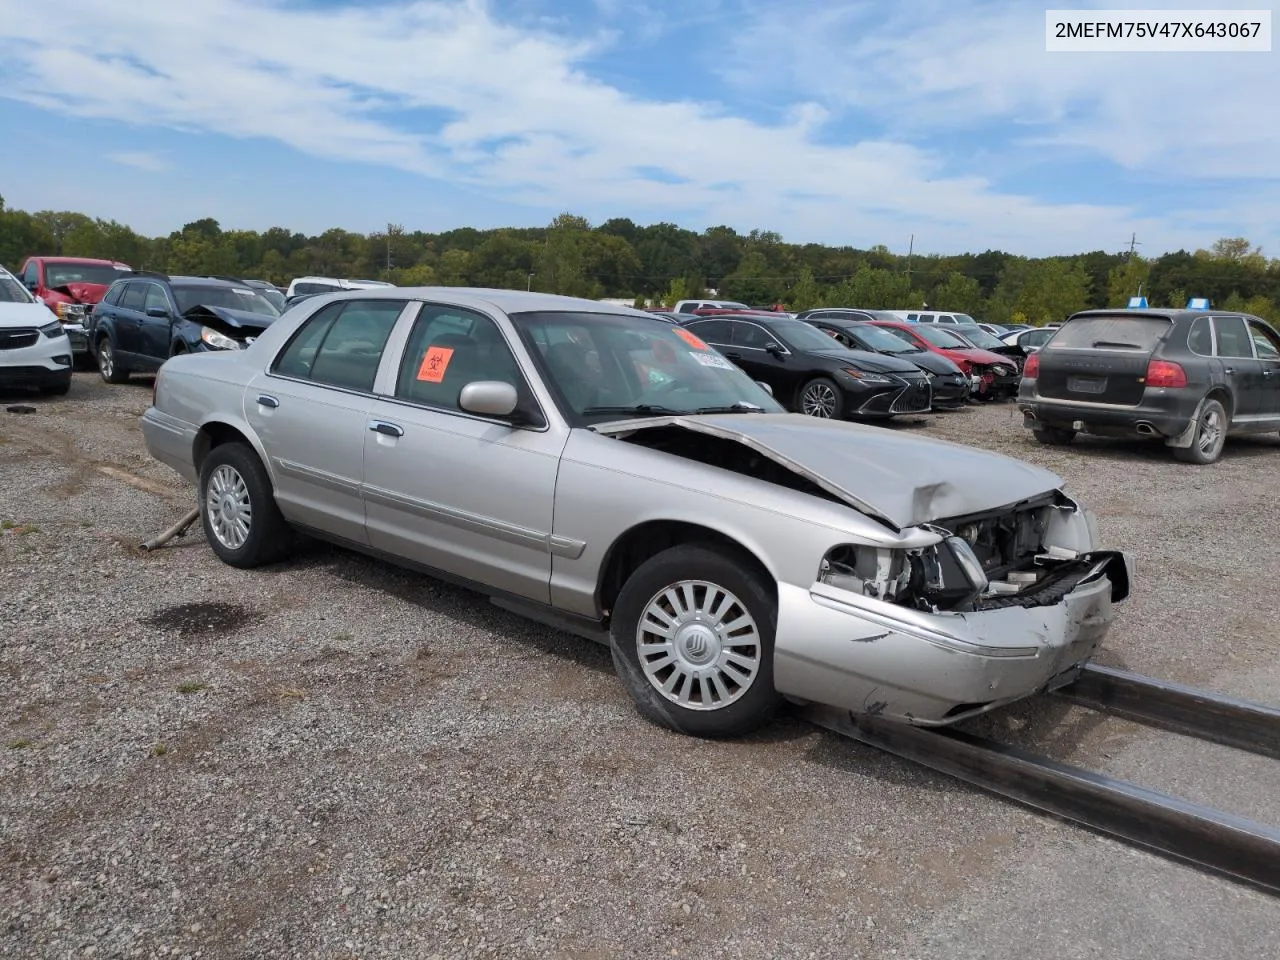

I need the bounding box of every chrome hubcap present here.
[206,464,252,549]
[636,580,761,711]
[99,343,113,377]
[1198,409,1223,455]
[801,383,837,417]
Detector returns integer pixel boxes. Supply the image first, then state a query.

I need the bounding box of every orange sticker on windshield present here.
[417,346,454,382]
[673,327,708,350]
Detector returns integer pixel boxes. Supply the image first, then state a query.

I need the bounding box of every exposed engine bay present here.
[819,494,1122,613]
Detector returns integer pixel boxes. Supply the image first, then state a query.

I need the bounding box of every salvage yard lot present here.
[3,374,1279,959]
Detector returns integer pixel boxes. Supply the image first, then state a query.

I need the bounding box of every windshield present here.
[952,325,1005,349]
[257,288,287,311]
[0,273,35,303]
[903,323,969,348]
[45,262,129,287]
[952,314,977,325]
[768,317,853,352]
[510,311,783,424]
[173,285,282,317]
[846,322,920,353]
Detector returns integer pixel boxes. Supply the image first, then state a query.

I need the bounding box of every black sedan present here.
[800,315,970,408]
[678,313,931,419]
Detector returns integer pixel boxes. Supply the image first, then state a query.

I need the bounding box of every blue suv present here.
[87,273,282,384]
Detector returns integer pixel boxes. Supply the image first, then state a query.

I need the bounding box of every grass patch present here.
[0,520,15,531]
[273,685,308,700]
[1,521,39,535]
[333,632,354,643]
[149,743,168,758]
[176,682,207,695]
[7,738,32,749]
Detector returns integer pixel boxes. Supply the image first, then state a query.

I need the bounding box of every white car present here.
[285,276,396,299]
[0,267,73,395]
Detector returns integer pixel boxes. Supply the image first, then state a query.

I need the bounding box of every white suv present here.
[0,267,73,395]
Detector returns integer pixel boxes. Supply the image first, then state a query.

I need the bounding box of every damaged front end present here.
[817,491,1130,615]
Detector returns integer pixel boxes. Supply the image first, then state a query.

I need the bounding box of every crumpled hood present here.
[898,350,963,376]
[948,346,1012,367]
[0,301,56,328]
[50,282,109,304]
[594,412,1063,530]
[182,303,277,331]
[809,348,921,374]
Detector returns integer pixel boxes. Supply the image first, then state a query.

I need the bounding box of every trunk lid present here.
[1035,313,1172,405]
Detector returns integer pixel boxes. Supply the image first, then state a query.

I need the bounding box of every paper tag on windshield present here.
[692,352,734,369]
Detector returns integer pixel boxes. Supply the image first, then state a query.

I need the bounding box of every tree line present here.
[2,197,1278,325]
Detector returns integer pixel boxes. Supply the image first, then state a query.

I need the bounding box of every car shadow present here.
[1027,432,1280,463]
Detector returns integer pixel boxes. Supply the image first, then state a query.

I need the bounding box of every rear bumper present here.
[141,407,200,484]
[1017,380,1198,438]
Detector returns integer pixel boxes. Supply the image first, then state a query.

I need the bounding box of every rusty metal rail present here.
[802,668,1280,896]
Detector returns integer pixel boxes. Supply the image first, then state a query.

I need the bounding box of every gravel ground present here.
[2,373,1278,960]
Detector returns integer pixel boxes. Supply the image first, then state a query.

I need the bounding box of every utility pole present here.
[385,222,394,276]
[905,233,914,282]
[1126,232,1140,259]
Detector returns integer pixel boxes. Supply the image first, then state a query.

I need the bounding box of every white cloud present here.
[0,0,1272,255]
[106,151,170,173]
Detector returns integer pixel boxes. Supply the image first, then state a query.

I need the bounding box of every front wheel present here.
[798,377,842,418]
[97,336,129,384]
[198,442,293,567]
[609,544,783,738]
[1173,398,1228,464]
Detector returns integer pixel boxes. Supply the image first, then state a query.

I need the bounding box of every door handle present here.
[723,351,742,360]
[368,420,404,438]
[256,394,279,408]
[1224,367,1234,374]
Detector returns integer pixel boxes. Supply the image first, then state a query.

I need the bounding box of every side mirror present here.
[24,279,38,291]
[765,341,786,356]
[146,306,170,318]
[755,380,773,396]
[459,380,519,418]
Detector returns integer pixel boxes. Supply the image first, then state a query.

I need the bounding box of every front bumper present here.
[773,552,1129,725]
[1,336,74,388]
[928,374,969,407]
[845,376,933,418]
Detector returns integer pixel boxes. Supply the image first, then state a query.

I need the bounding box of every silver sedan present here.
[142,288,1131,738]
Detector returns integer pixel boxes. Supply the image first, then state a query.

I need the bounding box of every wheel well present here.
[193,422,252,473]
[1205,387,1233,418]
[596,520,775,618]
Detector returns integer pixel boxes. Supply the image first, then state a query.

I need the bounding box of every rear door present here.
[1034,313,1173,404]
[112,281,148,358]
[1213,315,1266,417]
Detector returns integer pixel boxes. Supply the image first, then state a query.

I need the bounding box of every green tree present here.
[719,250,780,304]
[437,248,473,286]
[827,263,914,309]
[1008,258,1091,325]
[1107,255,1151,306]
[927,272,984,316]
[786,266,823,312]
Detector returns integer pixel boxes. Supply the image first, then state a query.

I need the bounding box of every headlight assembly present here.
[39,320,67,339]
[200,327,242,351]
[840,367,893,385]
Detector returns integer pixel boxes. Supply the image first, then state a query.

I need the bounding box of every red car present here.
[867,319,1021,400]
[17,256,133,361]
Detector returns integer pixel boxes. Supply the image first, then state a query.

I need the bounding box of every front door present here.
[361,302,565,603]
[246,298,410,543]
[1245,318,1280,418]
[137,282,175,366]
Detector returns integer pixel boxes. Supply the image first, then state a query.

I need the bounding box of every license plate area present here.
[1067,375,1106,394]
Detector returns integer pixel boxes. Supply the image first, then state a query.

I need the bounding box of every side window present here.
[676,303,697,314]
[273,300,402,391]
[396,305,523,411]
[143,284,169,314]
[103,282,125,306]
[1212,316,1253,359]
[119,283,146,311]
[906,313,919,322]
[1187,316,1212,355]
[1247,319,1280,360]
[939,315,956,324]
[22,261,38,286]
[733,323,772,349]
[683,319,731,344]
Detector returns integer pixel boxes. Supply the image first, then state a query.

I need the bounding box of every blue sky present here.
[0,0,1276,257]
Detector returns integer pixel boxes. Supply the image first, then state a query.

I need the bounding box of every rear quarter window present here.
[1046,315,1171,351]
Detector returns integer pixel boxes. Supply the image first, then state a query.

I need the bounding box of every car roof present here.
[1066,308,1254,322]
[34,256,124,265]
[314,286,651,317]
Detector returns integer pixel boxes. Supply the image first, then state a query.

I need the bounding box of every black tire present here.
[609,543,783,738]
[1173,398,1228,465]
[97,335,129,384]
[797,376,842,418]
[198,442,293,568]
[1032,425,1076,445]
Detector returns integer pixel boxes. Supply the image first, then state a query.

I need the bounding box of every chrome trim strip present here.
[362,483,555,552]
[273,457,362,496]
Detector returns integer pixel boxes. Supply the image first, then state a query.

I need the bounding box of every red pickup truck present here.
[17,256,132,362]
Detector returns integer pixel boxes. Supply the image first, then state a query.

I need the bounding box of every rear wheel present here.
[798,377,841,418]
[609,544,782,738]
[97,336,129,384]
[1173,398,1227,464]
[198,442,293,567]
[1032,425,1076,445]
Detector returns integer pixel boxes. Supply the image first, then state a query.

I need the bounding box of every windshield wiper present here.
[582,404,684,417]
[692,402,765,414]
[1092,340,1143,349]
